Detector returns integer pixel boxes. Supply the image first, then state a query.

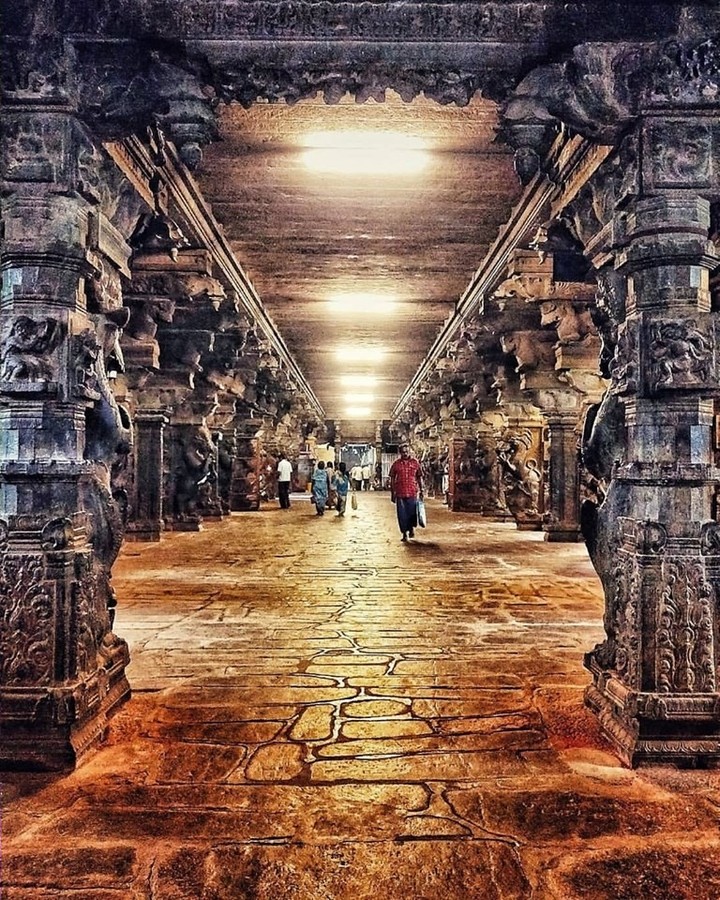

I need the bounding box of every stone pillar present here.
[542,411,583,542]
[584,192,720,764]
[0,113,130,768]
[448,421,511,517]
[498,412,545,530]
[125,411,167,541]
[230,418,262,511]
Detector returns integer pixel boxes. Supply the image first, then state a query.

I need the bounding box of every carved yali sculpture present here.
[84,308,133,474]
[581,391,628,670]
[79,308,133,630]
[1,316,63,382]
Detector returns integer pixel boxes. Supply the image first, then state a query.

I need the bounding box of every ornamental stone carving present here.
[657,559,716,694]
[0,316,63,383]
[0,555,55,687]
[647,319,714,393]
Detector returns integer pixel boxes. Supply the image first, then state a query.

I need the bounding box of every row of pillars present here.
[2,105,720,770]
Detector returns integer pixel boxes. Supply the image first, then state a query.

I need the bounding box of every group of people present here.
[349,463,373,491]
[310,460,351,516]
[277,444,424,541]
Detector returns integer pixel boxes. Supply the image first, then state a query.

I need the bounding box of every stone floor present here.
[4,494,720,899]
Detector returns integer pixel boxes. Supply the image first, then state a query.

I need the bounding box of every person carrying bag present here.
[417,497,427,528]
[388,443,423,542]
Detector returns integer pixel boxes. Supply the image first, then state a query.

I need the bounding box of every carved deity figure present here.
[649,320,712,390]
[173,426,214,521]
[498,431,540,521]
[1,316,62,381]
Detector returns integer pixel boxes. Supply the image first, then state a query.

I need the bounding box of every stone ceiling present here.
[196,92,522,433]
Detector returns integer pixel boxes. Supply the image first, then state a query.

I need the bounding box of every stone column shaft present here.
[544,416,583,542]
[585,191,720,765]
[125,412,168,542]
[0,112,131,769]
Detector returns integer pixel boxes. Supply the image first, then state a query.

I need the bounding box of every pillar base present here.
[170,520,203,532]
[0,645,131,771]
[515,517,543,531]
[125,523,163,542]
[585,660,720,767]
[544,527,584,542]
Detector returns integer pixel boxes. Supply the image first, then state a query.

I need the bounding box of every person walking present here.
[326,461,337,510]
[389,443,423,541]
[277,452,293,509]
[350,463,363,492]
[333,461,351,516]
[311,460,330,516]
[361,463,372,491]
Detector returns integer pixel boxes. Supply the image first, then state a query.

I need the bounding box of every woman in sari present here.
[311,460,330,516]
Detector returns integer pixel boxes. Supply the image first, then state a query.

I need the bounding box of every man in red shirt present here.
[389,443,423,542]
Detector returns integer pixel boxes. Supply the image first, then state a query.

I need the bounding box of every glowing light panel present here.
[302,131,429,176]
[335,347,386,362]
[340,375,377,387]
[328,292,397,314]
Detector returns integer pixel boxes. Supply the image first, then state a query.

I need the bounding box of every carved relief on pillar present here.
[581,177,720,763]
[497,425,544,530]
[0,510,131,769]
[657,556,716,695]
[646,317,715,394]
[0,553,55,686]
[0,113,134,768]
[0,317,64,390]
[230,421,262,512]
[448,425,510,518]
[167,421,217,530]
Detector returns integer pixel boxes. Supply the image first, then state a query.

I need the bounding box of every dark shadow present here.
[404,540,444,554]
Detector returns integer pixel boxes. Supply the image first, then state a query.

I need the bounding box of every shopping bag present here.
[417,498,427,528]
[351,491,358,511]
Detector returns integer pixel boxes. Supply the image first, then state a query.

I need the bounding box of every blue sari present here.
[311,468,330,514]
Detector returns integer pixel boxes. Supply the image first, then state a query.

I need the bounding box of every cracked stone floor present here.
[4,494,720,898]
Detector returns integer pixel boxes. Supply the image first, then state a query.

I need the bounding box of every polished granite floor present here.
[3,494,720,898]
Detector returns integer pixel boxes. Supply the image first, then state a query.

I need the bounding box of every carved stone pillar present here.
[125,412,168,541]
[541,409,583,542]
[230,418,262,511]
[498,412,546,530]
[448,421,510,517]
[0,113,131,768]
[584,191,720,764]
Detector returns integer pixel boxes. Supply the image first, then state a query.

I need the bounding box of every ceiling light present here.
[328,292,396,314]
[345,407,372,418]
[346,394,374,405]
[302,131,429,176]
[335,347,385,362]
[340,375,377,387]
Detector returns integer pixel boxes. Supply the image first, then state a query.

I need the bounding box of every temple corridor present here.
[4,495,720,898]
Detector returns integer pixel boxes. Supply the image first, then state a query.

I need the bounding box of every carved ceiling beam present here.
[393,131,613,420]
[106,136,324,420]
